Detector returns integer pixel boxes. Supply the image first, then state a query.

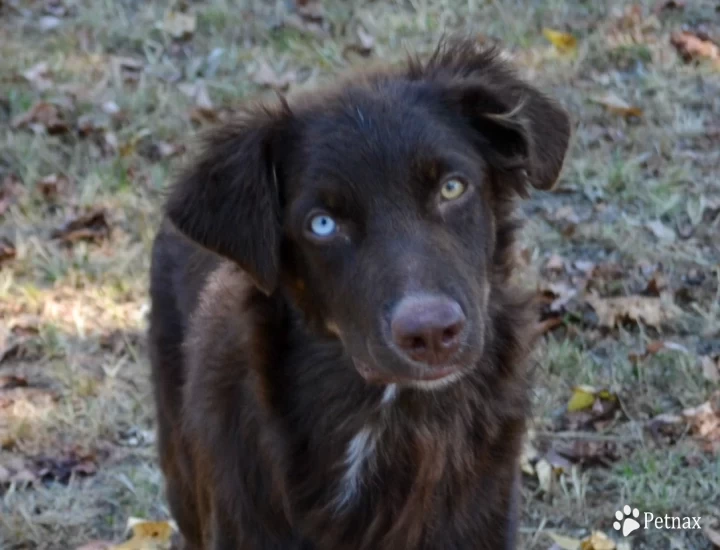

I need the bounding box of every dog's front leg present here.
[504,468,521,550]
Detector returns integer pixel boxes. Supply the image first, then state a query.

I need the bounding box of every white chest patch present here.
[335,426,378,512]
[382,383,398,405]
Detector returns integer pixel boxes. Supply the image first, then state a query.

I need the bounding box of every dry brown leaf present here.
[36,173,72,202]
[22,61,53,91]
[111,56,144,84]
[683,393,720,454]
[543,29,578,53]
[33,450,98,484]
[586,292,677,328]
[252,60,297,91]
[592,93,643,118]
[0,237,16,266]
[653,0,685,12]
[77,113,110,137]
[671,31,720,65]
[51,209,110,245]
[162,10,196,40]
[653,0,685,14]
[11,101,69,134]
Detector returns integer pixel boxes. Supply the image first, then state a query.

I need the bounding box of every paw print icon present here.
[613,505,641,536]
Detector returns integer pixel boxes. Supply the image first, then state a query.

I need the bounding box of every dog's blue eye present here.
[309,214,337,237]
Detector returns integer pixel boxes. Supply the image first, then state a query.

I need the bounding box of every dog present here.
[148,37,571,550]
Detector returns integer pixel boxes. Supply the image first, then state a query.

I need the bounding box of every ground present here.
[1,0,719,549]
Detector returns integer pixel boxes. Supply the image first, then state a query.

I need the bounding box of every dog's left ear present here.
[456,82,570,191]
[431,48,571,192]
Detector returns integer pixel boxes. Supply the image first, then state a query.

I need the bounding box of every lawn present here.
[0,0,719,549]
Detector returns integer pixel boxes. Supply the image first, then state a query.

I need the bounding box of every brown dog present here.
[148,38,571,550]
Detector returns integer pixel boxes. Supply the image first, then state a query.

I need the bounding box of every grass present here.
[1,0,719,548]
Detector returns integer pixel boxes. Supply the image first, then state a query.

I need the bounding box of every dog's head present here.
[166,39,571,389]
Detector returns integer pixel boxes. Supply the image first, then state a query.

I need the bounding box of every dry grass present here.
[1,0,719,549]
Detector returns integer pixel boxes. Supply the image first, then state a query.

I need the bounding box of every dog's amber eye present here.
[440,178,466,201]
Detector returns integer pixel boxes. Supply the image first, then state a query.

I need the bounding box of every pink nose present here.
[390,295,466,366]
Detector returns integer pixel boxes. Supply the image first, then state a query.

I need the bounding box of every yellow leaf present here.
[580,531,616,550]
[547,531,582,550]
[568,386,596,412]
[112,519,175,550]
[543,29,578,53]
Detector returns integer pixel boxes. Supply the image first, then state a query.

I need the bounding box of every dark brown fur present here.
[148,38,571,550]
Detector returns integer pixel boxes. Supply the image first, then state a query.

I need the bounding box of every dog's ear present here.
[165,107,292,295]
[418,42,571,192]
[451,80,571,192]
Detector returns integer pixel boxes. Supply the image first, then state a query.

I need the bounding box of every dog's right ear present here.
[165,107,292,295]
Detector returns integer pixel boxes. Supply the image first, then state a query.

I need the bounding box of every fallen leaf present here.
[671,31,720,65]
[653,0,685,13]
[33,450,98,484]
[113,518,175,550]
[11,101,69,135]
[704,522,720,547]
[682,393,720,454]
[701,356,720,383]
[252,60,297,91]
[161,10,196,39]
[536,316,564,336]
[586,292,677,329]
[51,209,110,245]
[0,375,29,390]
[77,113,110,137]
[646,220,676,243]
[592,93,643,118]
[111,56,144,84]
[553,439,620,468]
[568,385,597,412]
[0,237,16,266]
[542,29,578,54]
[580,531,616,550]
[546,532,581,550]
[36,173,72,202]
[22,61,53,91]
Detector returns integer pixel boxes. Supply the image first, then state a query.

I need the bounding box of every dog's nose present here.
[390,296,466,366]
